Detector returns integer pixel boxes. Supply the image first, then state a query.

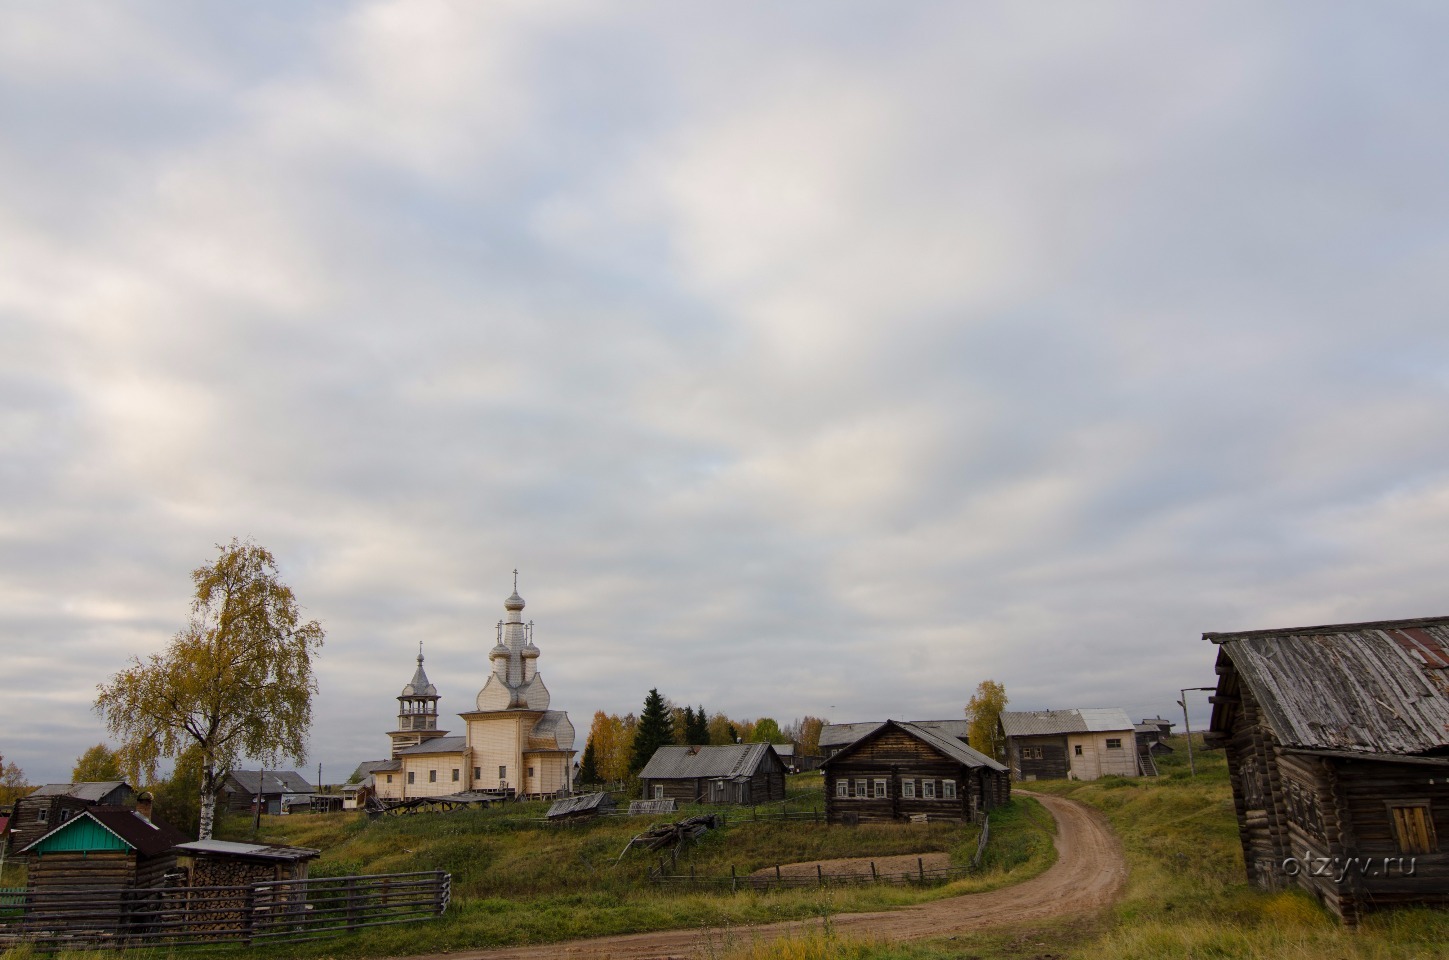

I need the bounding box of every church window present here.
[474,767,481,779]
[407,772,415,784]
[499,765,507,781]
[528,766,535,778]
[452,769,460,782]
[429,770,437,783]
[386,774,393,784]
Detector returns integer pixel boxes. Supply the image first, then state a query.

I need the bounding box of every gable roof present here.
[22,805,189,857]
[999,708,1133,738]
[1208,615,1449,755]
[638,743,781,780]
[822,720,1007,772]
[819,719,971,750]
[30,781,131,802]
[226,770,314,795]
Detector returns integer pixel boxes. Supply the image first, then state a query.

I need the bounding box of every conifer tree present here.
[579,739,600,786]
[629,688,675,773]
[687,704,710,745]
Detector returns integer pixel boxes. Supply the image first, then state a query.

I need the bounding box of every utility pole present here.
[1178,687,1216,776]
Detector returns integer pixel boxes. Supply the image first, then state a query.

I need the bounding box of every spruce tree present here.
[630,688,676,773]
[687,704,710,745]
[579,739,600,786]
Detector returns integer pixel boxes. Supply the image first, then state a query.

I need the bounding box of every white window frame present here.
[653,784,664,800]
[922,779,936,799]
[943,779,957,799]
[836,780,849,798]
[873,778,887,798]
[902,779,915,799]
[855,778,867,798]
[1105,738,1122,750]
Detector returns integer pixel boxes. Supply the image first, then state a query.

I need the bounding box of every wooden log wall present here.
[824,728,977,824]
[1010,737,1070,781]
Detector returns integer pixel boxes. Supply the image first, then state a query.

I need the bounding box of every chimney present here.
[135,791,154,822]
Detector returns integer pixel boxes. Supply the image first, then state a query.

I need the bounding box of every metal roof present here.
[821,720,1007,772]
[999,708,1133,737]
[638,743,780,780]
[819,719,970,750]
[400,652,438,698]
[1208,616,1449,755]
[22,806,188,857]
[393,736,467,756]
[174,839,320,861]
[31,781,131,802]
[226,770,315,795]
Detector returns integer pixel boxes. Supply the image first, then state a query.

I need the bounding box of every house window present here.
[60,809,73,822]
[1390,802,1439,855]
[499,765,507,782]
[653,784,664,800]
[37,808,49,823]
[873,779,887,798]
[408,772,415,784]
[1074,745,1083,757]
[1023,746,1043,760]
[943,780,957,799]
[1105,738,1122,750]
[429,770,437,783]
[474,767,481,779]
[902,779,915,799]
[922,780,936,799]
[452,769,460,782]
[855,779,867,798]
[836,780,849,798]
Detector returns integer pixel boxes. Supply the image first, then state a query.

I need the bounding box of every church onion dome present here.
[505,590,525,611]
[521,641,540,659]
[400,654,437,698]
[489,641,510,661]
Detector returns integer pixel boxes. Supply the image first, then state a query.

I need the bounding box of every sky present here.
[4,2,1449,785]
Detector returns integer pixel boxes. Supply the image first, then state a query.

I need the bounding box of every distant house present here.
[998,708,1140,781]
[1205,616,1449,924]
[222,770,315,815]
[22,801,189,917]
[639,744,787,805]
[819,720,971,760]
[822,720,1009,824]
[9,781,135,852]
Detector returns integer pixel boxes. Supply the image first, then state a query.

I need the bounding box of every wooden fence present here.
[0,871,449,952]
[649,857,976,891]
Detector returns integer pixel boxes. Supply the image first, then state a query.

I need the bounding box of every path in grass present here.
[418,793,1126,960]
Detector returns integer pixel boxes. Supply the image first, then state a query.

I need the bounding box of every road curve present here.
[418,793,1126,960]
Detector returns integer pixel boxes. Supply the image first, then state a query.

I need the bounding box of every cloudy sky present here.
[4,2,1448,784]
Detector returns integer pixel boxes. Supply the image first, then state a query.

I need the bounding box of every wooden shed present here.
[222,770,314,815]
[8,782,134,853]
[22,804,189,930]
[638,744,786,805]
[1205,616,1449,924]
[822,720,1009,824]
[172,838,320,886]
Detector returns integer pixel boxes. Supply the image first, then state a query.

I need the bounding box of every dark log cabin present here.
[638,744,786,805]
[1206,616,1449,924]
[8,781,134,853]
[822,720,1010,824]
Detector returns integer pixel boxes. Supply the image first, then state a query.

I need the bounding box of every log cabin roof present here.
[1207,615,1449,755]
[226,770,315,795]
[174,838,321,862]
[998,707,1133,737]
[546,792,614,818]
[31,781,132,802]
[819,719,971,750]
[821,719,1008,772]
[638,743,781,780]
[22,805,188,857]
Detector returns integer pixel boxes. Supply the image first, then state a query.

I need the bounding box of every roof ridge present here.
[1206,615,1449,643]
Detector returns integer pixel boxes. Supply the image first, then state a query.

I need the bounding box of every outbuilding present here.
[1205,615,1449,923]
[822,720,1009,824]
[638,744,787,805]
[8,782,135,852]
[998,708,1140,781]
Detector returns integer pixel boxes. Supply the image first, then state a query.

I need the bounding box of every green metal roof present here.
[29,816,132,854]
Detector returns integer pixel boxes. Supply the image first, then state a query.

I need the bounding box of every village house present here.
[1205,616,1449,923]
[638,743,787,805]
[8,781,134,852]
[222,770,315,815]
[370,578,575,801]
[998,708,1141,781]
[821,720,1009,824]
[819,719,971,760]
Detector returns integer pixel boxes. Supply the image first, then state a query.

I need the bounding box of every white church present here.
[371,577,576,800]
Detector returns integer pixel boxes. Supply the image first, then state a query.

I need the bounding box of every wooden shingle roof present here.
[638,743,780,780]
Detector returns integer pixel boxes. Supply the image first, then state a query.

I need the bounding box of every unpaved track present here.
[415,793,1126,960]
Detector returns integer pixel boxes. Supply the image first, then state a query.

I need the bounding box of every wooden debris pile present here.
[615,814,720,864]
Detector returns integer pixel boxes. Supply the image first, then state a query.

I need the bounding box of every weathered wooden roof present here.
[226,770,315,795]
[175,839,320,862]
[819,719,970,750]
[31,781,131,802]
[999,708,1133,737]
[638,743,781,780]
[546,792,614,818]
[1208,616,1449,755]
[821,720,1007,772]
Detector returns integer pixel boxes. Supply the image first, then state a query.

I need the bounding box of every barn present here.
[822,720,1009,824]
[1205,616,1449,924]
[638,743,787,805]
[222,770,314,814]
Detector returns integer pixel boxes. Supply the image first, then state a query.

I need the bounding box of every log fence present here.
[648,859,976,890]
[0,870,449,952]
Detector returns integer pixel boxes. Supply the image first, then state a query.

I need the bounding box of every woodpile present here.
[615,814,720,864]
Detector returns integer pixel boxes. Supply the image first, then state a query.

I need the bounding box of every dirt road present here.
[419,793,1126,960]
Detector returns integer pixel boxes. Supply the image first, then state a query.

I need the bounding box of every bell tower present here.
[388,643,449,758]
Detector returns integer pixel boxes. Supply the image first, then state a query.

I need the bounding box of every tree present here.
[749,717,789,745]
[72,744,124,783]
[148,744,209,837]
[95,539,325,839]
[686,705,710,745]
[0,754,32,806]
[579,739,600,786]
[794,716,828,756]
[966,680,1009,761]
[629,688,675,774]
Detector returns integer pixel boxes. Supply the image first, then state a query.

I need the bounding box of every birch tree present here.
[95,539,324,839]
[966,680,1009,761]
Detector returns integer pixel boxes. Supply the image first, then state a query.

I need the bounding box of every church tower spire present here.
[388,642,449,758]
